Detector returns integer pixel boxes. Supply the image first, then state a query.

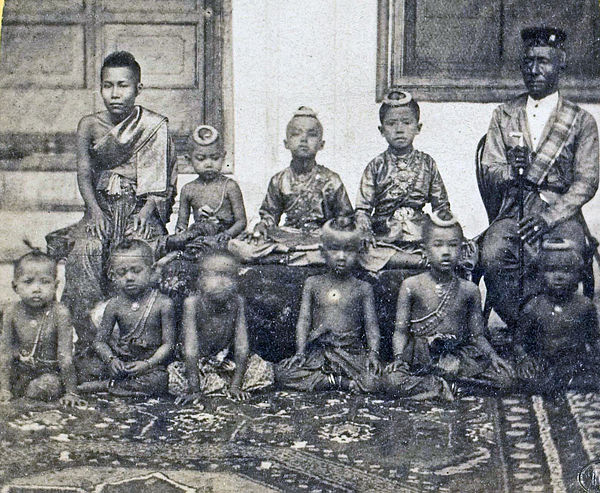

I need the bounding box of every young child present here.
[161,125,246,255]
[387,212,514,395]
[275,217,383,391]
[173,250,273,403]
[515,240,600,395]
[0,248,85,406]
[79,240,175,397]
[355,90,453,272]
[230,106,353,265]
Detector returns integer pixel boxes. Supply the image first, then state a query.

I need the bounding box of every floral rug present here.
[1,390,600,492]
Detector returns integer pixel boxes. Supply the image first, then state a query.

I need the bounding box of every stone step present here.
[0,169,196,211]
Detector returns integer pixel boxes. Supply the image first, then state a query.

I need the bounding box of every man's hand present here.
[109,358,127,378]
[0,389,12,403]
[59,392,87,407]
[133,200,156,239]
[490,354,515,379]
[518,215,549,244]
[367,351,382,376]
[385,358,409,374]
[281,352,306,369]
[226,385,250,401]
[175,392,205,407]
[87,205,107,239]
[124,360,151,376]
[507,145,530,175]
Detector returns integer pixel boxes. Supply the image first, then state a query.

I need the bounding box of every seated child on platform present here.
[230,107,353,264]
[355,90,454,272]
[173,250,273,403]
[161,125,246,256]
[0,248,85,406]
[387,213,513,394]
[515,240,600,395]
[79,240,175,397]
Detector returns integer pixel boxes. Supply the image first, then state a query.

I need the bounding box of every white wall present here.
[231,0,600,240]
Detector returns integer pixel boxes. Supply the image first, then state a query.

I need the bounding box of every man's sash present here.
[526,99,582,186]
[93,105,169,196]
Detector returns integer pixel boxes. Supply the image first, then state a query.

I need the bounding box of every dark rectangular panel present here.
[102,24,198,89]
[0,24,85,88]
[408,0,501,76]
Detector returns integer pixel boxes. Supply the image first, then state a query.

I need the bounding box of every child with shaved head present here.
[79,239,175,398]
[174,250,273,404]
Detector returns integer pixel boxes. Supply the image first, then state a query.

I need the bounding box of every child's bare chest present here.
[195,309,236,355]
[314,283,362,311]
[114,306,161,339]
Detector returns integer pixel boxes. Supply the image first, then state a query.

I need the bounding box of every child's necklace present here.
[435,281,452,298]
[130,290,151,312]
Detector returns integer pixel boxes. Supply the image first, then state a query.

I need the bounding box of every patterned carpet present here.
[2,390,600,492]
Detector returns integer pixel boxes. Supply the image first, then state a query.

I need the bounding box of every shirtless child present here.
[275,217,383,392]
[79,240,175,397]
[0,249,85,406]
[161,125,246,255]
[387,213,513,394]
[515,240,600,395]
[174,251,273,403]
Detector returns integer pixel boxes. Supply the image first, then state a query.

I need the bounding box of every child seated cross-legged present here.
[173,251,274,404]
[229,106,353,265]
[160,125,246,257]
[386,212,514,396]
[355,90,463,273]
[515,240,600,396]
[78,240,175,398]
[0,247,86,406]
[275,217,449,398]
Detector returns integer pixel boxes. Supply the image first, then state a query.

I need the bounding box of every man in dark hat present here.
[478,27,599,331]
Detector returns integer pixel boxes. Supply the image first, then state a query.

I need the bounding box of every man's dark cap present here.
[521,26,566,49]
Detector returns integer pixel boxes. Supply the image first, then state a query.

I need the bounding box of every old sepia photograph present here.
[1,0,600,491]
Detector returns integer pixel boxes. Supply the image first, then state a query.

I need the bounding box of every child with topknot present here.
[356,90,453,272]
[276,216,448,399]
[0,246,85,406]
[162,125,246,255]
[388,212,514,398]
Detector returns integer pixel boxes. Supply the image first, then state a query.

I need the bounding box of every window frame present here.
[376,0,600,103]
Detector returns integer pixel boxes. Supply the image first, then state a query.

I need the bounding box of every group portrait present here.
[1,0,600,491]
